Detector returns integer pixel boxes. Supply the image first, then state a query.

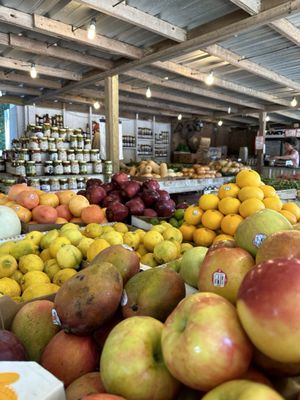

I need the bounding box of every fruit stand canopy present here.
[1,0,300,125]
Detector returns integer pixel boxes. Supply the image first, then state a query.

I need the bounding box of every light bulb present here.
[0,90,2,97]
[218,120,223,126]
[164,76,169,80]
[266,115,270,122]
[227,106,231,114]
[146,87,152,98]
[205,71,214,86]
[30,64,37,79]
[87,18,96,40]
[291,97,298,107]
[178,114,182,121]
[94,101,100,110]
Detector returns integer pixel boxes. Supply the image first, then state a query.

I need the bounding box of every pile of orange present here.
[181,169,300,247]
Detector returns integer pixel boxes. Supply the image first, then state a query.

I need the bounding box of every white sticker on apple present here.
[122,244,133,252]
[51,308,61,326]
[252,233,267,248]
[212,269,227,287]
[120,290,128,306]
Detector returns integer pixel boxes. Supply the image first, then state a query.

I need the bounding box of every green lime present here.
[169,217,179,228]
[174,209,185,221]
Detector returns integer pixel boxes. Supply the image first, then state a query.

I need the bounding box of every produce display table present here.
[159,176,234,194]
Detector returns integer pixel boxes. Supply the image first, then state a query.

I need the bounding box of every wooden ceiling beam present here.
[0,95,24,105]
[0,71,61,89]
[76,0,186,42]
[0,84,40,96]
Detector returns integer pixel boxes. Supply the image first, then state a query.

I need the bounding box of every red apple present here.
[100,316,180,400]
[41,331,99,386]
[254,348,300,377]
[161,293,253,391]
[237,258,300,363]
[65,372,106,400]
[101,183,114,194]
[82,395,127,400]
[155,199,175,218]
[238,367,272,387]
[86,178,102,188]
[157,190,170,201]
[0,329,27,361]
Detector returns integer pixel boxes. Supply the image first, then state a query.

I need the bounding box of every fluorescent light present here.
[266,115,270,122]
[94,100,100,110]
[291,97,298,107]
[178,114,182,121]
[87,18,96,40]
[218,120,223,126]
[146,87,152,98]
[30,64,37,79]
[227,106,231,114]
[205,71,214,86]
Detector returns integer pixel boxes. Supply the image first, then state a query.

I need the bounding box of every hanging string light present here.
[227,106,231,114]
[205,71,214,86]
[93,101,100,110]
[87,18,96,40]
[30,64,37,79]
[266,115,270,122]
[146,87,152,98]
[217,120,223,126]
[178,114,182,121]
[291,97,298,107]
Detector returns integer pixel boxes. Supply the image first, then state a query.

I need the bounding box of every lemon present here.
[0,255,17,278]
[22,283,59,302]
[0,277,21,297]
[60,223,80,232]
[53,268,77,286]
[101,231,123,245]
[12,296,22,303]
[11,239,38,260]
[123,232,140,250]
[83,223,103,238]
[44,259,61,280]
[135,229,146,240]
[10,270,23,285]
[135,251,141,260]
[21,270,50,291]
[160,221,172,228]
[60,229,82,246]
[154,240,178,264]
[49,236,71,258]
[102,226,115,234]
[151,225,167,234]
[56,244,83,269]
[40,248,52,262]
[19,254,44,274]
[181,243,194,254]
[136,244,148,257]
[87,239,110,262]
[113,222,129,233]
[77,237,94,258]
[0,241,16,256]
[140,253,158,268]
[25,231,44,246]
[40,230,59,249]
[143,231,164,252]
[163,227,183,243]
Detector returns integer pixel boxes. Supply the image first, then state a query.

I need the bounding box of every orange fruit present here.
[260,185,277,198]
[56,190,76,205]
[238,186,264,202]
[282,202,300,220]
[263,197,282,212]
[199,194,219,210]
[218,197,241,215]
[16,190,39,210]
[8,183,30,201]
[179,223,196,242]
[39,193,59,208]
[213,234,234,243]
[221,214,244,236]
[279,210,297,225]
[81,205,105,224]
[239,198,265,218]
[201,209,224,230]
[236,169,261,188]
[56,217,68,224]
[68,195,90,217]
[218,183,240,199]
[193,227,216,247]
[184,206,203,225]
[10,204,32,223]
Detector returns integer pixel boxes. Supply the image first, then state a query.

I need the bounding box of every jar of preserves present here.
[49,149,58,161]
[60,178,68,190]
[58,149,67,161]
[54,160,63,175]
[77,177,85,189]
[35,126,43,137]
[51,127,59,139]
[44,161,54,175]
[40,178,50,192]
[66,128,73,141]
[83,149,90,162]
[30,178,40,190]
[74,128,82,136]
[59,128,67,140]
[90,149,99,162]
[27,124,36,136]
[75,150,83,162]
[16,160,26,176]
[77,134,84,149]
[84,139,91,150]
[30,148,42,162]
[56,138,64,150]
[29,137,39,150]
[104,160,113,175]
[43,123,51,136]
[68,177,77,190]
[48,138,56,150]
[63,160,71,174]
[50,178,60,192]
[71,160,79,174]
[93,160,102,174]
[79,161,87,175]
[67,149,75,161]
[19,149,29,161]
[26,161,36,176]
[70,135,77,149]
[40,137,48,151]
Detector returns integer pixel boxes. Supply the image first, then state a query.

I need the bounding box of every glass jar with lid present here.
[68,177,77,190]
[74,128,82,136]
[26,161,36,177]
[29,178,40,190]
[77,134,84,149]
[58,149,67,161]
[30,148,42,163]
[59,128,67,141]
[50,178,60,192]
[16,160,26,176]
[90,149,99,162]
[44,161,54,175]
[51,127,59,139]
[104,160,113,175]
[84,139,91,150]
[40,137,48,151]
[79,161,87,175]
[70,135,77,149]
[40,178,50,192]
[35,126,43,137]
[77,177,85,189]
[43,123,51,137]
[29,137,39,150]
[27,124,36,136]
[71,160,79,174]
[83,149,90,162]
[66,128,74,141]
[48,138,56,150]
[60,178,68,191]
[75,150,83,162]
[93,160,103,174]
[56,138,64,150]
[63,160,71,174]
[3,179,17,194]
[49,149,58,161]
[19,149,29,161]
[67,149,75,161]
[54,160,63,175]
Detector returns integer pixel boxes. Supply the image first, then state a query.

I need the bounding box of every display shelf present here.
[159,176,233,194]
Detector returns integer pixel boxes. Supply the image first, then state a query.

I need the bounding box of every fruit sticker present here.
[0,372,19,400]
[252,233,267,248]
[51,308,61,326]
[212,269,227,287]
[120,290,128,306]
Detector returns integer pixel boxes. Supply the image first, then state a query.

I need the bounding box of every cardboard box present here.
[173,152,198,164]
[21,222,84,233]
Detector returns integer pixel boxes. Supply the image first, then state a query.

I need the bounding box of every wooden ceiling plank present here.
[0,71,61,89]
[0,83,40,96]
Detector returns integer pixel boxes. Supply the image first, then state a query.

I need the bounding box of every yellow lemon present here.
[0,241,15,256]
[101,231,124,245]
[77,237,94,258]
[143,231,164,252]
[239,198,265,218]
[180,243,194,254]
[238,186,264,202]
[40,230,59,249]
[280,209,297,225]
[260,185,277,198]
[53,268,77,286]
[0,277,21,297]
[101,226,115,234]
[19,254,44,274]
[150,225,167,234]
[135,229,146,240]
[60,223,80,232]
[25,231,44,246]
[44,259,61,280]
[153,240,178,264]
[21,270,50,291]
[83,223,103,238]
[113,222,129,233]
[56,244,83,269]
[199,194,219,210]
[236,169,261,188]
[262,197,282,212]
[11,240,38,260]
[40,248,52,262]
[123,232,140,250]
[136,244,148,257]
[282,202,300,220]
[60,229,82,246]
[0,255,17,278]
[49,237,71,258]
[141,253,158,268]
[163,227,183,243]
[22,283,59,302]
[87,239,110,262]
[10,270,23,285]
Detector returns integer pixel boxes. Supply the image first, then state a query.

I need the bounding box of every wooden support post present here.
[257,111,266,173]
[88,105,93,141]
[105,75,119,173]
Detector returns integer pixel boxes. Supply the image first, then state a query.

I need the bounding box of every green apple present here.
[100,316,180,400]
[201,379,284,399]
[179,246,208,287]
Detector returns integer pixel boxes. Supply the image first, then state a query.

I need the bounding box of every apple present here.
[106,203,129,222]
[254,348,300,377]
[201,379,284,400]
[198,247,255,304]
[125,197,145,216]
[239,367,272,387]
[86,186,106,204]
[161,293,253,391]
[65,372,106,400]
[179,246,208,288]
[237,258,300,363]
[112,172,129,187]
[143,179,160,191]
[0,329,27,361]
[82,395,126,400]
[100,316,180,400]
[141,190,160,207]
